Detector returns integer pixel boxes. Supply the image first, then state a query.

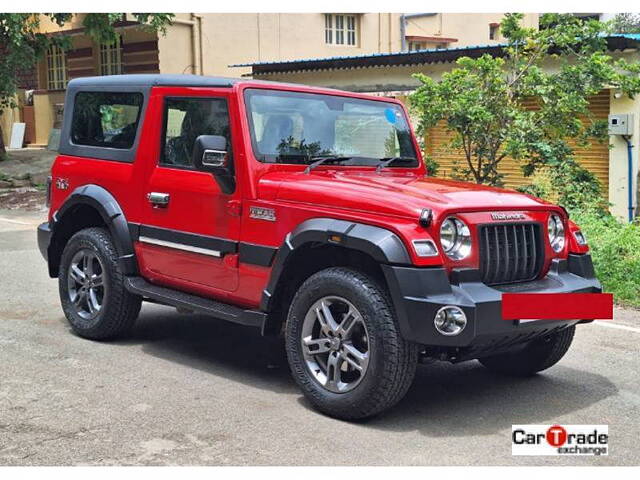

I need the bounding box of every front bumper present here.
[382,254,601,355]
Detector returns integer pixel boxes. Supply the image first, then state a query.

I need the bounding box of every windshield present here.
[244,89,419,167]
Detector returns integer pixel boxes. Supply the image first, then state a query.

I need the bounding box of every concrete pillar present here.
[608,90,640,221]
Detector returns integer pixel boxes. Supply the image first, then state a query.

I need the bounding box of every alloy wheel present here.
[67,249,106,321]
[300,296,370,393]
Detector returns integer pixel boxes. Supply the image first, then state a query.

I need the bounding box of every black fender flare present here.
[49,184,138,276]
[260,217,412,312]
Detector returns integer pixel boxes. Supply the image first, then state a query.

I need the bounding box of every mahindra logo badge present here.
[249,206,276,222]
[491,212,526,221]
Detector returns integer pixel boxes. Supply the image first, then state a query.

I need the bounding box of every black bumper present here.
[37,221,52,261]
[382,254,601,354]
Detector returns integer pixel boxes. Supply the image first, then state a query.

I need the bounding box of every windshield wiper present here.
[375,157,417,173]
[304,156,353,174]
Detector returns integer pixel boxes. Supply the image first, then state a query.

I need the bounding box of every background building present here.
[6,12,632,219]
[402,13,538,50]
[5,12,533,148]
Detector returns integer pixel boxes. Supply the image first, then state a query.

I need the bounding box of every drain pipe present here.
[400,14,406,51]
[172,15,202,75]
[623,135,635,222]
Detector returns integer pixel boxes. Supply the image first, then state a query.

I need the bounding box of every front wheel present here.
[478,325,576,376]
[285,267,418,420]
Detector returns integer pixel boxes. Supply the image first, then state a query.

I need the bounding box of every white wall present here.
[608,91,640,221]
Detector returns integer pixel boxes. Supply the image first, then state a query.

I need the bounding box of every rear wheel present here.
[478,326,576,376]
[285,267,418,420]
[59,227,141,340]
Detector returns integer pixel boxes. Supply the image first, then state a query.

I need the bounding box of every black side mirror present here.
[193,135,228,173]
[192,135,235,194]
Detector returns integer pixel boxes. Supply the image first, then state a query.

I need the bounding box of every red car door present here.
[135,88,240,297]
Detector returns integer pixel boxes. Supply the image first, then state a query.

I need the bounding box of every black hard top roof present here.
[68,74,244,89]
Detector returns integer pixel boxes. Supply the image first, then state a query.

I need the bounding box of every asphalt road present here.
[1,209,638,466]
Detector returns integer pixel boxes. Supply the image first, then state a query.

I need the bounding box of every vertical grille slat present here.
[512,224,519,282]
[484,227,492,283]
[503,225,510,283]
[519,224,527,280]
[479,222,544,285]
[528,224,537,279]
[493,227,501,284]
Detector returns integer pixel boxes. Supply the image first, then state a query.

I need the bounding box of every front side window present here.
[71,92,143,149]
[46,45,67,90]
[100,35,123,75]
[324,14,357,46]
[245,89,418,168]
[161,97,231,168]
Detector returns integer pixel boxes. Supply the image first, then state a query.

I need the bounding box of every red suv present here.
[38,75,602,420]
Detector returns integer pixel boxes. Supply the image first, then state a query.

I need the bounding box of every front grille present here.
[478,223,544,285]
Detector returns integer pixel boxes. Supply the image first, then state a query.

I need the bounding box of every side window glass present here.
[71,92,143,149]
[161,97,231,168]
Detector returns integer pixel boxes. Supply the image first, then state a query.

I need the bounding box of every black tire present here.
[478,325,576,376]
[58,227,141,340]
[285,267,419,420]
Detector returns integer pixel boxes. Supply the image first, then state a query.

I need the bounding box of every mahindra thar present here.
[38,75,602,420]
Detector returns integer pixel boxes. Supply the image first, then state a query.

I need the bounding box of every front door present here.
[136,91,240,295]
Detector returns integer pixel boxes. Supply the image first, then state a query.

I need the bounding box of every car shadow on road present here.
[118,304,617,436]
[115,304,296,395]
[360,360,617,437]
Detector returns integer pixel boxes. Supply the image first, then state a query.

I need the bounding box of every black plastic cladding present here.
[48,184,138,276]
[260,218,412,311]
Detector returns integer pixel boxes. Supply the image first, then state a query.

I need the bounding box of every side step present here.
[125,277,266,328]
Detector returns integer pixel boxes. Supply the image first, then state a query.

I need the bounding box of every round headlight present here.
[440,218,457,252]
[548,214,565,253]
[439,217,472,260]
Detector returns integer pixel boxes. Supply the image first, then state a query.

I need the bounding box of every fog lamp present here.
[434,306,467,336]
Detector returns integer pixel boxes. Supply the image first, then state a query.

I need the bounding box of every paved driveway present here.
[0,210,638,465]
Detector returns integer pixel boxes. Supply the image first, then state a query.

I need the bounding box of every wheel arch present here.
[261,218,411,335]
[47,184,137,278]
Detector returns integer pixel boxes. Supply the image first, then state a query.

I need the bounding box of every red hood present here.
[259,170,557,220]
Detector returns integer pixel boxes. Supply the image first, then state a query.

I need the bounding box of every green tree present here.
[410,13,640,189]
[0,13,173,157]
[609,13,640,34]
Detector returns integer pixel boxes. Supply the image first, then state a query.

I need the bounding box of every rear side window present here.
[161,97,231,168]
[71,92,143,149]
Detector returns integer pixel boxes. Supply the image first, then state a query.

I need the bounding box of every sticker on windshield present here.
[384,108,397,124]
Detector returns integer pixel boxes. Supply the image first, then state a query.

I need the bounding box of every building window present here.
[46,45,67,90]
[325,14,333,44]
[324,14,357,46]
[489,24,500,40]
[100,35,123,75]
[408,41,426,51]
[347,15,356,45]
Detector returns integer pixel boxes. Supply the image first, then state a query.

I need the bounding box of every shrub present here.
[518,159,608,214]
[572,210,640,309]
[520,161,639,308]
